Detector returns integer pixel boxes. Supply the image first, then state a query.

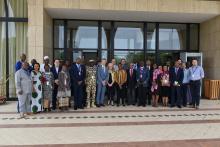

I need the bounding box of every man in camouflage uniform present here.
[86,60,97,108]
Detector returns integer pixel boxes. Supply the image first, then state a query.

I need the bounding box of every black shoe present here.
[117,104,120,107]
[100,104,105,107]
[96,104,100,108]
[177,105,182,108]
[74,106,77,110]
[170,105,175,108]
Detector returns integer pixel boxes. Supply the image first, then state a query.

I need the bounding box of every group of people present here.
[15,53,204,118]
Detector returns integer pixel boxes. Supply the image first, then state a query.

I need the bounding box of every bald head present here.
[22,62,29,70]
[20,54,26,62]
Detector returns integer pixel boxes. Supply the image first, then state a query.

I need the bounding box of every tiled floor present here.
[0,99,220,146]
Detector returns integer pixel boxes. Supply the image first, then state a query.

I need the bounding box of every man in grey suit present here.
[15,62,32,118]
[96,58,109,107]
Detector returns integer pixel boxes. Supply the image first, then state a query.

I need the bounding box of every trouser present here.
[127,85,135,105]
[107,85,115,102]
[190,80,201,106]
[18,93,31,113]
[74,83,84,108]
[171,86,182,106]
[146,86,152,105]
[17,102,19,113]
[181,83,189,106]
[86,83,96,106]
[52,86,58,110]
[135,87,139,104]
[117,84,126,105]
[138,84,147,106]
[96,82,106,105]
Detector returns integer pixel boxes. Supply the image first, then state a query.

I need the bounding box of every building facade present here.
[0,0,220,98]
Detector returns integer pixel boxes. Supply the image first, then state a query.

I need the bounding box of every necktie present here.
[130,69,133,77]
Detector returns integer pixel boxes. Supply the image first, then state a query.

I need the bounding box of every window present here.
[102,22,111,49]
[114,50,144,64]
[0,22,6,81]
[159,24,186,50]
[8,22,27,97]
[67,21,98,49]
[147,23,156,50]
[190,24,199,50]
[0,0,28,98]
[158,52,180,66]
[146,51,156,64]
[54,20,64,48]
[54,50,65,60]
[0,0,5,17]
[114,22,144,49]
[8,0,28,18]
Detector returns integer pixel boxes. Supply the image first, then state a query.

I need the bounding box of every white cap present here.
[44,56,49,60]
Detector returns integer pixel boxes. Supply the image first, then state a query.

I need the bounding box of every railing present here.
[204,79,220,100]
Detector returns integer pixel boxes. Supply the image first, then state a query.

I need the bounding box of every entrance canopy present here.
[46,8,218,23]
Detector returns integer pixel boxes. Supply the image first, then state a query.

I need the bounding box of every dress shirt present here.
[189,66,204,81]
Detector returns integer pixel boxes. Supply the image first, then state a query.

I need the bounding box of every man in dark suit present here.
[169,61,184,108]
[126,63,137,105]
[71,58,86,110]
[146,60,153,105]
[50,59,61,110]
[136,61,150,107]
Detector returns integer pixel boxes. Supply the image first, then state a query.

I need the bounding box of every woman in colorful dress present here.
[31,63,43,113]
[57,64,71,110]
[160,65,170,107]
[42,64,54,111]
[151,64,163,107]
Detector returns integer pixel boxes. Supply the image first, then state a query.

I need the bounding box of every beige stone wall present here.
[44,0,220,14]
[200,16,220,80]
[43,10,53,63]
[28,0,44,63]
[28,0,53,64]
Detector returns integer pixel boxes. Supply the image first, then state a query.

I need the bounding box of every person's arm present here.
[179,69,184,85]
[200,67,205,79]
[124,71,127,85]
[15,71,22,94]
[15,62,21,72]
[97,67,103,83]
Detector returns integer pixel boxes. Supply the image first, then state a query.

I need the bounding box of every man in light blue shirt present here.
[188,59,204,109]
[181,62,190,107]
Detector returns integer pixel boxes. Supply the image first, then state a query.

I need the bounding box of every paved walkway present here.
[0,99,220,146]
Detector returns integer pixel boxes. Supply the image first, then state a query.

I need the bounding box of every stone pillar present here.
[43,10,53,62]
[200,15,220,80]
[27,0,44,63]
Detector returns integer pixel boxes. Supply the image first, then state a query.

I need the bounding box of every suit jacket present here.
[115,69,127,86]
[50,66,62,80]
[97,65,109,84]
[15,68,32,94]
[71,63,86,84]
[136,67,150,87]
[51,66,62,89]
[127,68,137,88]
[169,67,184,86]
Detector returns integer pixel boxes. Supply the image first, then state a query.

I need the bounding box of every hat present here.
[44,56,49,60]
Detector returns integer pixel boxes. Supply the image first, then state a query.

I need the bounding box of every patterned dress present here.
[31,71,43,113]
[42,72,54,108]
